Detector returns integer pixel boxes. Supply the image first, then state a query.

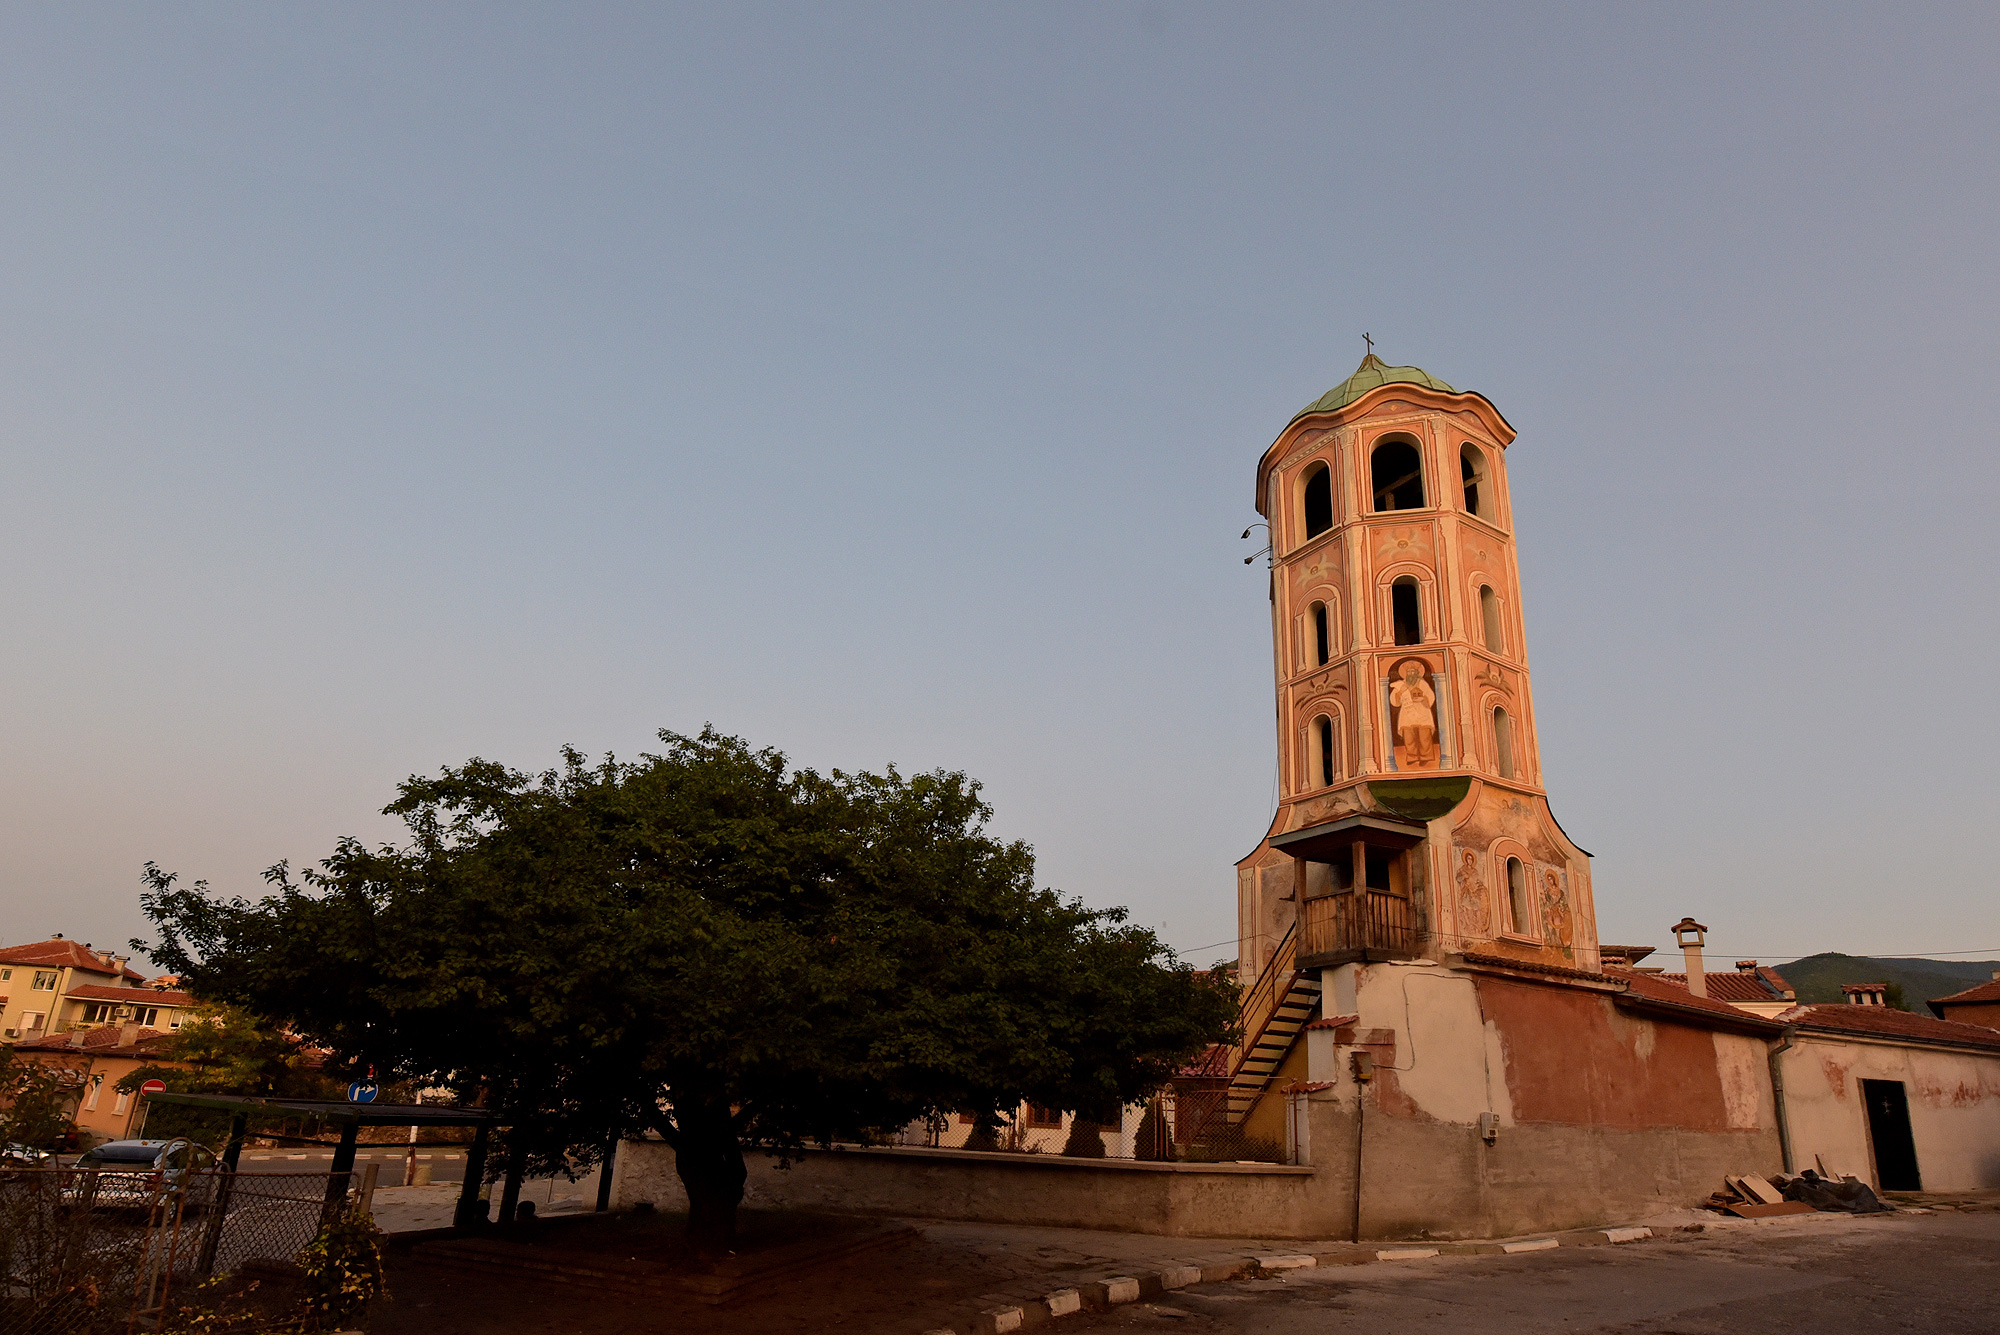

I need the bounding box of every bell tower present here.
[1234,355,1597,986]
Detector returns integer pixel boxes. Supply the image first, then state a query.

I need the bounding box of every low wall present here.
[611,1140,1333,1238]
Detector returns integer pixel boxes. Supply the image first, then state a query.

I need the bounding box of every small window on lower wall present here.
[1506,857,1530,934]
[1025,1103,1063,1129]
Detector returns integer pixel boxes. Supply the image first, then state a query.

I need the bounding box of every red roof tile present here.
[0,939,146,981]
[14,1027,170,1055]
[64,984,195,1007]
[1178,1044,1231,1078]
[1779,1003,2000,1052]
[1932,979,2000,1006]
[1653,971,1791,1004]
[1607,967,1786,1030]
[1303,1014,1361,1031]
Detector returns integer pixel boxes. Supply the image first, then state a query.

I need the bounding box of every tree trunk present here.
[667,1100,747,1257]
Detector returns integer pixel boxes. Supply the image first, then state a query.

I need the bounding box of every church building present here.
[1222,355,1786,1237]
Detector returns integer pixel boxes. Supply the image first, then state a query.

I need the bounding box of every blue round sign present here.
[347,1081,379,1104]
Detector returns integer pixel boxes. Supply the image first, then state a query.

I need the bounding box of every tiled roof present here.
[1303,1014,1361,1031]
[1780,1003,2000,1053]
[0,939,146,981]
[1654,971,1791,1003]
[1178,1044,1232,1079]
[1606,967,1786,1030]
[14,1026,170,1055]
[1932,978,2000,1006]
[64,984,194,1007]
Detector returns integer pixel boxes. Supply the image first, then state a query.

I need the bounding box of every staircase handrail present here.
[1230,921,1298,1079]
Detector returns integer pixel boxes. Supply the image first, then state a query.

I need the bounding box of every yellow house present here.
[0,935,194,1044]
[13,1025,184,1146]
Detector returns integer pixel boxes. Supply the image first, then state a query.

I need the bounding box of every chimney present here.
[118,1022,141,1046]
[1672,917,1710,998]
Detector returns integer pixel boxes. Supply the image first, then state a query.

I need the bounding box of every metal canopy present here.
[143,1093,501,1228]
[141,1093,500,1127]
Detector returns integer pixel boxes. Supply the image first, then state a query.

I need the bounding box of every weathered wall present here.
[1780,1036,2000,1191]
[609,1140,1334,1238]
[1297,960,1782,1235]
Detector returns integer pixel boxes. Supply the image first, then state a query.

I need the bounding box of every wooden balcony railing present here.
[1301,890,1425,962]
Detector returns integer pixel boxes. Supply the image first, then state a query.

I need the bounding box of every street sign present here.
[347,1081,379,1104]
[139,1079,167,1096]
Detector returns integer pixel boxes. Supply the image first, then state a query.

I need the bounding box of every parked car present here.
[71,1139,227,1211]
[1,1142,56,1168]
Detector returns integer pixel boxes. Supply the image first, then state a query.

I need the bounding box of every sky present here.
[2,3,1996,973]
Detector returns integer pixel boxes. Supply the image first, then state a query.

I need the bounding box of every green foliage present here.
[295,1213,386,1329]
[138,727,1238,1247]
[0,1045,80,1151]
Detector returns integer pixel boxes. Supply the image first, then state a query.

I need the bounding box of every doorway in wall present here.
[1860,1079,1921,1191]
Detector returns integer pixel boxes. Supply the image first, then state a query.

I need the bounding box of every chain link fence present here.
[885,1088,1288,1164]
[0,1168,357,1335]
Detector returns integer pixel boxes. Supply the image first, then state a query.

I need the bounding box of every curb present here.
[920,1224,1669,1333]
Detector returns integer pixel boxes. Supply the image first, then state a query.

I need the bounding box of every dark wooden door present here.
[1861,1079,1921,1192]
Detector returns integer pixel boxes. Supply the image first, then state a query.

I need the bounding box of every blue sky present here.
[3,3,1995,970]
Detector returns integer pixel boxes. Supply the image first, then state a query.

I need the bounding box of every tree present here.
[0,1046,80,1152]
[140,728,1237,1252]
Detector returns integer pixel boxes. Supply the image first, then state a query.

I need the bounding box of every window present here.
[1365,847,1395,892]
[1480,585,1502,653]
[1493,707,1516,779]
[84,1078,102,1112]
[81,1003,110,1024]
[31,971,57,991]
[1460,444,1490,518]
[1025,1103,1063,1129]
[1302,464,1333,539]
[1392,578,1422,645]
[1311,601,1331,665]
[1371,440,1425,511]
[136,1008,158,1028]
[1506,857,1530,934]
[22,1012,44,1034]
[1310,715,1338,788]
[113,1090,130,1116]
[1,968,11,981]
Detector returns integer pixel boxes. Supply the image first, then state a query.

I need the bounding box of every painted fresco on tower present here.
[1388,657,1439,771]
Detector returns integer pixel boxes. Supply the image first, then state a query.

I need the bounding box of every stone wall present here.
[610,1140,1331,1238]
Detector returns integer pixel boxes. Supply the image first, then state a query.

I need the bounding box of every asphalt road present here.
[235,1148,468,1184]
[1062,1211,2000,1334]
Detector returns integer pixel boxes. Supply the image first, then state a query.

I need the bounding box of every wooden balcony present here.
[1299,889,1425,968]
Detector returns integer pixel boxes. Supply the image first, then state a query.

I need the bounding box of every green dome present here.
[1295,354,1456,420]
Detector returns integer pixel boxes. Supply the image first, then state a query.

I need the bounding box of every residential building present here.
[12,1025,183,1145]
[1931,974,2000,1031]
[0,935,195,1044]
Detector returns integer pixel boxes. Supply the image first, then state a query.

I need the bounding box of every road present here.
[234,1147,470,1184]
[1063,1210,2000,1334]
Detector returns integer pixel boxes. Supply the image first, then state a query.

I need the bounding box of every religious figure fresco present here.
[1454,850,1491,938]
[1541,869,1571,948]
[1389,661,1438,770]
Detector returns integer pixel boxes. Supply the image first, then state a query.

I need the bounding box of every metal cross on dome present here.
[1363,332,1374,357]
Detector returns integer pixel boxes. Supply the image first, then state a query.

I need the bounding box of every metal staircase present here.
[1225,922,1321,1123]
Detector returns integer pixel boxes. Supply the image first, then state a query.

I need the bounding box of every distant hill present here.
[1772,953,2000,1015]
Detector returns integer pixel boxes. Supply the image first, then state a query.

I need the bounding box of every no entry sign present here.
[139,1079,167,1095]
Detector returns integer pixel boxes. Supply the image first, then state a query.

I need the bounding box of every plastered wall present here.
[1780,1035,2000,1192]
